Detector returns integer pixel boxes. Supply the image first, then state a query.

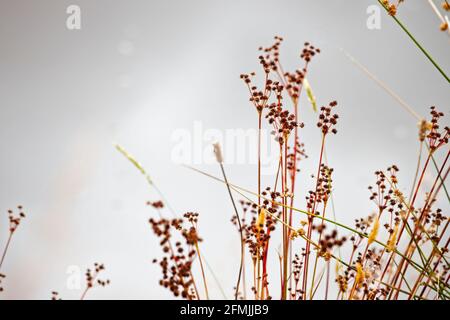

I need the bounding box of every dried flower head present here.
[150,213,205,300]
[317,101,339,135]
[213,142,224,163]
[80,263,110,300]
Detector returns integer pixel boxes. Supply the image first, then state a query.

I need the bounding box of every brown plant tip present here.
[1,205,27,293]
[149,213,205,300]
[317,101,339,135]
[382,0,398,16]
[80,263,110,300]
[426,106,449,151]
[0,273,5,292]
[300,42,321,63]
[51,291,61,300]
[7,206,26,233]
[147,200,164,209]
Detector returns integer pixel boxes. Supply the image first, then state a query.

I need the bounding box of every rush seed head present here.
[317,101,339,135]
[213,142,224,163]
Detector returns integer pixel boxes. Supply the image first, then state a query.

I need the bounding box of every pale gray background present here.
[0,0,449,299]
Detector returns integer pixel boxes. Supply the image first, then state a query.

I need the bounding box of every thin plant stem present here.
[203,250,228,299]
[0,232,13,271]
[193,241,209,300]
[185,164,432,274]
[309,203,328,299]
[257,111,263,300]
[377,0,450,83]
[341,48,423,121]
[218,162,245,300]
[302,133,326,299]
[390,149,450,297]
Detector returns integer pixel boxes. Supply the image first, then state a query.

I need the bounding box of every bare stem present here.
[377,0,450,83]
[0,232,13,271]
[219,162,245,300]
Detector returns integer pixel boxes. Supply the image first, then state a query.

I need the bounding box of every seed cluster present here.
[317,101,339,135]
[300,42,321,63]
[426,106,449,151]
[8,206,25,233]
[147,200,164,209]
[0,206,25,293]
[149,214,203,299]
[267,98,303,144]
[287,139,308,178]
[381,0,398,16]
[239,73,271,113]
[51,291,61,300]
[290,252,305,299]
[85,263,110,290]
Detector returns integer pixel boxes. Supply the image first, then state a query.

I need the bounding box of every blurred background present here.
[0,0,449,299]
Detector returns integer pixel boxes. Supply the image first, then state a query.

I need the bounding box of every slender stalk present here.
[218,162,245,300]
[427,0,450,36]
[193,241,209,300]
[377,0,450,83]
[283,138,288,300]
[185,164,432,275]
[410,232,450,299]
[309,203,328,299]
[80,270,99,301]
[257,111,263,300]
[258,112,262,217]
[280,142,288,300]
[189,269,201,300]
[390,149,450,297]
[204,255,228,299]
[80,286,89,300]
[302,133,326,299]
[341,49,423,121]
[0,233,13,271]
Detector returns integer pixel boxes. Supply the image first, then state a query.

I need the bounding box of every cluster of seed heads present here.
[0,206,25,293]
[147,200,164,209]
[85,263,110,290]
[300,42,321,63]
[8,206,25,233]
[149,215,202,299]
[316,229,347,259]
[381,0,399,16]
[237,197,280,261]
[317,101,339,135]
[426,106,449,151]
[290,252,305,299]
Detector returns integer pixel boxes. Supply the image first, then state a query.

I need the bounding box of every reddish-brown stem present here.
[410,222,450,300]
[280,142,288,299]
[396,152,433,243]
[302,133,326,299]
[379,152,433,298]
[0,232,13,271]
[390,149,449,297]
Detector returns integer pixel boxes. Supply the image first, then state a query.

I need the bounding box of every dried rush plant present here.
[0,206,26,293]
[116,36,449,300]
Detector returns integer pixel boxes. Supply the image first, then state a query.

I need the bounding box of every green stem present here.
[377,0,450,83]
